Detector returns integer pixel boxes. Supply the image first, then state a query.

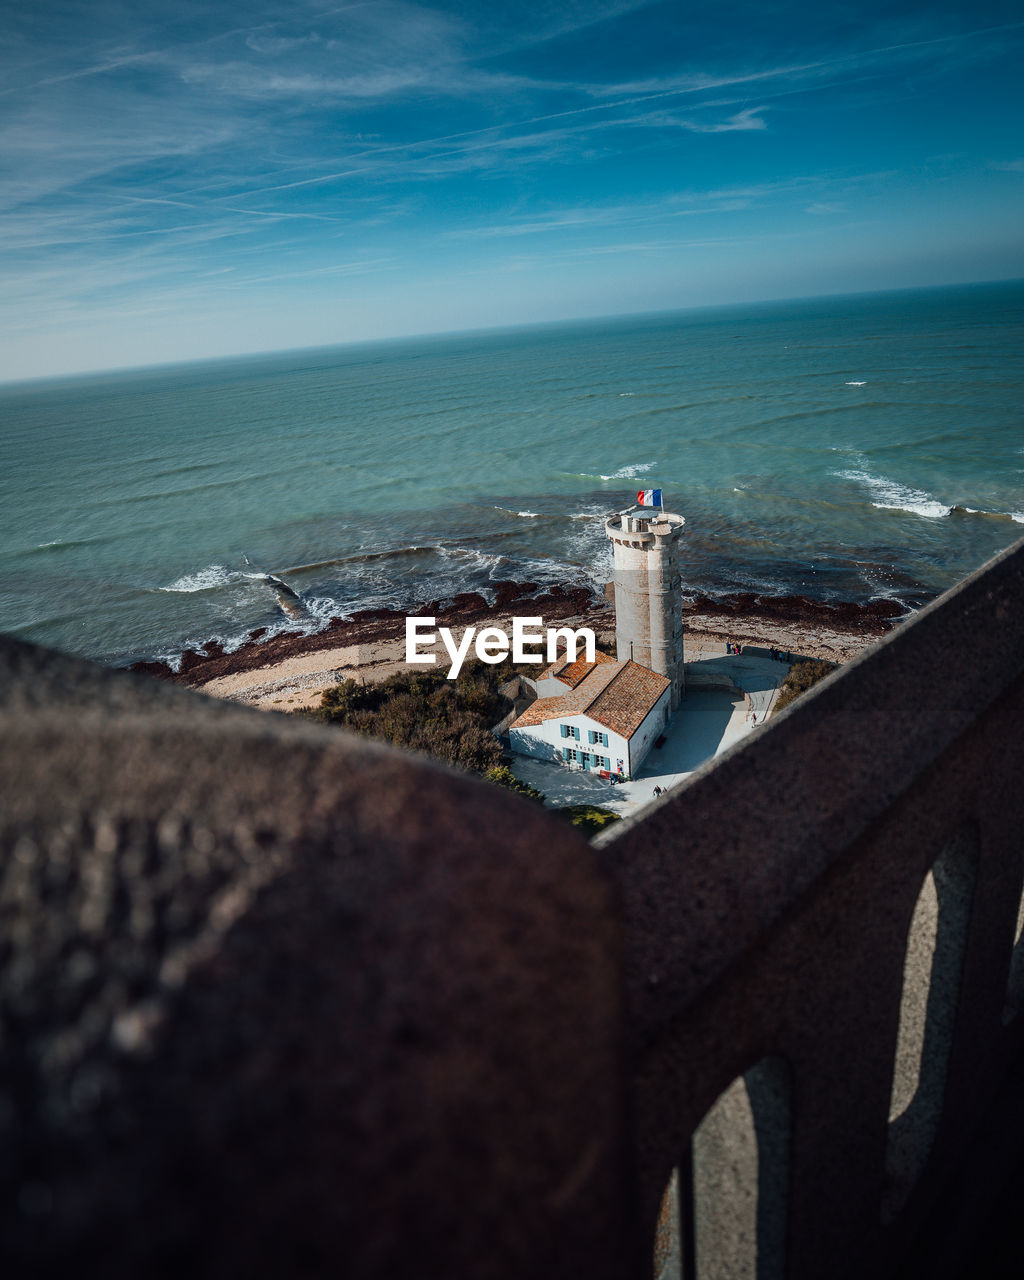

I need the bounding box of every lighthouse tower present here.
[604,499,686,708]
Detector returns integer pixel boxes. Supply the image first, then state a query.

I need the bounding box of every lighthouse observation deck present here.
[604,505,685,545]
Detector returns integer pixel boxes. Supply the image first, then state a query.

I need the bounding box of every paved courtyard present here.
[509,644,794,821]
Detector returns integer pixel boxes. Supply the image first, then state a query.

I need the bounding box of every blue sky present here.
[2,0,1023,380]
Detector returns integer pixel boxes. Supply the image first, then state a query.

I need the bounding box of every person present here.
[751,711,758,725]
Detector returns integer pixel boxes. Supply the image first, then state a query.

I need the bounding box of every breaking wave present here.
[835,469,951,519]
[159,565,265,593]
[951,506,1024,524]
[602,461,657,480]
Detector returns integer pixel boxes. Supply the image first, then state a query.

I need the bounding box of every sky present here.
[2,0,1023,381]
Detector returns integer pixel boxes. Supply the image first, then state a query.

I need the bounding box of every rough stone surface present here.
[600,534,1024,1278]
[0,638,629,1278]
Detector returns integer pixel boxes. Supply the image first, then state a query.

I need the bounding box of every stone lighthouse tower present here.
[604,498,686,707]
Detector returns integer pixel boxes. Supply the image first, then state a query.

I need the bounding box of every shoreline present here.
[131,580,908,712]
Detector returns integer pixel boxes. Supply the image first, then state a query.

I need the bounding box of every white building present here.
[509,650,672,777]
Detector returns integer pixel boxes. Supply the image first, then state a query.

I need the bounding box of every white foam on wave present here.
[845,381,867,386]
[175,602,337,666]
[492,506,541,518]
[835,469,950,519]
[598,460,657,481]
[435,545,510,577]
[159,565,260,593]
[150,648,184,673]
[960,506,1024,524]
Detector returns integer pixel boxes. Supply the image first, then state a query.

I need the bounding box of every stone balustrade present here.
[2,534,1023,1277]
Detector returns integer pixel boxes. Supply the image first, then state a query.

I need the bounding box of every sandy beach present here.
[131,579,904,712]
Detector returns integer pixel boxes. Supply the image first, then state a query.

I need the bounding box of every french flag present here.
[637,488,662,507]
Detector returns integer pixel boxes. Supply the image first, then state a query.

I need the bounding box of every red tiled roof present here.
[587,662,671,739]
[510,659,670,738]
[542,648,617,689]
[510,661,620,727]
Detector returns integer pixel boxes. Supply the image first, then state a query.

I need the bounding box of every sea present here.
[2,279,1022,670]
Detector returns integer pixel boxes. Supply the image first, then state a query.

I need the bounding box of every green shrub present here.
[557,804,621,837]
[483,764,546,803]
[772,658,838,715]
[317,659,516,775]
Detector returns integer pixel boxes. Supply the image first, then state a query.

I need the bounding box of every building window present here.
[562,747,578,762]
[588,729,609,747]
[560,724,580,740]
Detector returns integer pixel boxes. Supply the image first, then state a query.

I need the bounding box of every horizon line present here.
[3,274,1022,392]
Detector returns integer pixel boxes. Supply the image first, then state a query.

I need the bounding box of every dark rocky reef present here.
[682,590,907,635]
[130,580,601,686]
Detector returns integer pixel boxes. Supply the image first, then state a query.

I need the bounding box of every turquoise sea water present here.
[2,280,1022,667]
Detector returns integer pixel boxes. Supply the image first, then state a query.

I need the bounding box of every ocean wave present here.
[273,556,350,574]
[150,648,184,673]
[493,506,541,518]
[435,545,510,576]
[845,381,867,386]
[30,536,105,553]
[834,469,951,519]
[159,565,264,593]
[290,546,435,572]
[598,461,658,480]
[173,604,337,665]
[951,506,1024,524]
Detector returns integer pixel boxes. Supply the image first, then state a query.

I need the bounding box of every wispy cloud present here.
[624,106,768,133]
[1,2,1022,377]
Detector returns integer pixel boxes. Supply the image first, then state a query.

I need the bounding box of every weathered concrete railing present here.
[2,534,1024,1276]
[599,533,1024,1278]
